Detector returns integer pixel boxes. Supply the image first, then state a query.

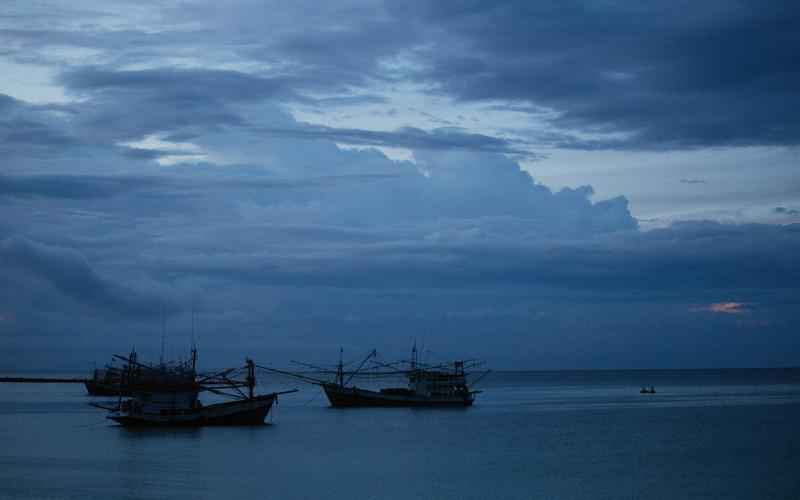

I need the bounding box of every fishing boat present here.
[265,346,487,408]
[84,366,131,396]
[93,349,297,426]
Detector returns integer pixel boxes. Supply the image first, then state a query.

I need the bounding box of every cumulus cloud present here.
[1,1,799,369]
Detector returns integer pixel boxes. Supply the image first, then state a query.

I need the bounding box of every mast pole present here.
[190,301,197,373]
[337,347,344,387]
[246,359,255,399]
[160,305,166,366]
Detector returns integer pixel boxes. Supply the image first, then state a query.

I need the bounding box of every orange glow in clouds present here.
[708,302,748,314]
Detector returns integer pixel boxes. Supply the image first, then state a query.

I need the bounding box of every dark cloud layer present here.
[4,2,800,152]
[57,67,285,142]
[0,94,77,157]
[1,236,173,317]
[0,174,159,199]
[395,1,800,149]
[146,221,800,291]
[61,67,296,103]
[774,207,800,216]
[256,124,533,157]
[1,1,799,369]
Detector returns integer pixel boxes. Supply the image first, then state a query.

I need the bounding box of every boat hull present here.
[108,394,276,426]
[85,380,131,397]
[322,384,474,408]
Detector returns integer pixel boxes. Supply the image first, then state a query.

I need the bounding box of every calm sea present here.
[1,369,799,500]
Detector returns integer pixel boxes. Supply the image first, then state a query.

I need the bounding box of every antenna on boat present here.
[337,347,344,387]
[190,299,197,372]
[411,340,417,370]
[160,304,166,366]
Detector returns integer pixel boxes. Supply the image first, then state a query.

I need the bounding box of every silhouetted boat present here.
[265,345,487,408]
[84,367,131,396]
[93,349,297,426]
[640,386,656,394]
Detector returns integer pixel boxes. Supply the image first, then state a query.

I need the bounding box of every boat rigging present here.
[260,346,488,408]
[92,348,298,426]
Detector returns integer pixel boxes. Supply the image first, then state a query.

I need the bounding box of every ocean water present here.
[1,369,799,500]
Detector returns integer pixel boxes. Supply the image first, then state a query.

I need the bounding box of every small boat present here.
[94,349,297,426]
[266,346,487,408]
[640,386,656,394]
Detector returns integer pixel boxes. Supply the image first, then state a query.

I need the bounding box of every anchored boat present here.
[93,349,297,426]
[265,346,487,408]
[85,366,131,396]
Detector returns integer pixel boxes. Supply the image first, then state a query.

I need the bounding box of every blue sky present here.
[1,1,798,369]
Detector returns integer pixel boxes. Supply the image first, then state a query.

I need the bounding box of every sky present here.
[1,0,799,370]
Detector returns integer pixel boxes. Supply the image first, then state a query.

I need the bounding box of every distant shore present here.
[0,377,87,384]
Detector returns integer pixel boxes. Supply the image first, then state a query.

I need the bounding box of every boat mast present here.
[190,298,198,373]
[336,347,344,387]
[191,346,198,373]
[160,305,166,366]
[246,359,255,399]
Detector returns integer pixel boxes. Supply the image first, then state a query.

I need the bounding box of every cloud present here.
[46,65,536,160]
[774,206,800,216]
[392,1,800,150]
[135,220,798,292]
[1,2,799,369]
[56,67,296,143]
[301,94,389,107]
[708,302,749,314]
[60,66,296,103]
[0,235,174,317]
[0,174,160,199]
[1,165,798,368]
[6,2,800,153]
[0,92,162,175]
[0,94,78,158]
[255,124,535,157]
[690,302,751,314]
